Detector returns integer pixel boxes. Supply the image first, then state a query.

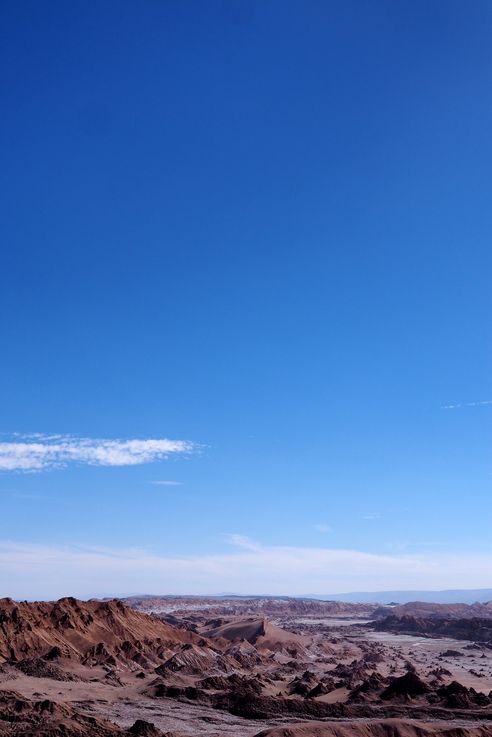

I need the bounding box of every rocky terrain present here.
[0,689,168,737]
[373,602,492,622]
[374,615,492,643]
[124,597,376,618]
[1,596,492,736]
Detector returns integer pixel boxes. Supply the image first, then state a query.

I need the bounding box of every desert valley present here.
[1,594,492,737]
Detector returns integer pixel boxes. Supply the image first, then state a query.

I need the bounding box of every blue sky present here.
[1,0,491,599]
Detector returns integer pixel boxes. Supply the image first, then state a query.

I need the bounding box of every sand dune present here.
[202,617,310,649]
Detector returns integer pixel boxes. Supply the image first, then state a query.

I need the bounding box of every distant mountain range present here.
[108,588,492,605]
[199,589,492,604]
[306,588,492,604]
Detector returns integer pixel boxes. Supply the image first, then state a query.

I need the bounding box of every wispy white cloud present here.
[362,512,381,520]
[0,434,195,472]
[149,480,184,486]
[9,492,42,500]
[2,539,492,600]
[314,523,332,533]
[441,400,492,410]
[223,533,262,551]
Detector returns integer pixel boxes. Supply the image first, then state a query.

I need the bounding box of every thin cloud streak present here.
[0,434,195,471]
[441,400,492,410]
[150,480,184,486]
[9,493,43,500]
[2,540,492,600]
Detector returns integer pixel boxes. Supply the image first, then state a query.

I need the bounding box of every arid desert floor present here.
[1,595,492,736]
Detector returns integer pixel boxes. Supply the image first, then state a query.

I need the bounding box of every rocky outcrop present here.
[374,615,492,643]
[381,672,430,700]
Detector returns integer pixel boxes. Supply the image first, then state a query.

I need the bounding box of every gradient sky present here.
[1,0,491,599]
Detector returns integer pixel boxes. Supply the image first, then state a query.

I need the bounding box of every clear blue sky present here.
[1,0,491,599]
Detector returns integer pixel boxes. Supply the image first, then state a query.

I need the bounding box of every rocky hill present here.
[373,602,492,621]
[0,597,208,668]
[374,614,492,643]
